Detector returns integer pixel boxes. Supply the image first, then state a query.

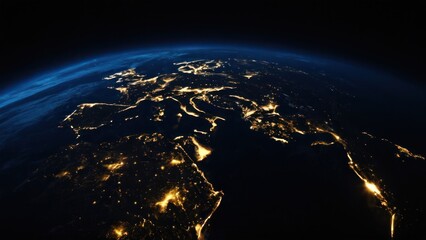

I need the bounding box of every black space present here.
[0,1,425,88]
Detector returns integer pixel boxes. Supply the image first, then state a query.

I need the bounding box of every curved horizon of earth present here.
[0,46,425,239]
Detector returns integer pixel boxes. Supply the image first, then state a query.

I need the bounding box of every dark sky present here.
[1,1,425,88]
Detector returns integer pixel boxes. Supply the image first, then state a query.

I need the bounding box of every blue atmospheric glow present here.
[0,44,384,111]
[0,50,173,109]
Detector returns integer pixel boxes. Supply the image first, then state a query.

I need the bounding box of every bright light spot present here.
[170,159,184,165]
[163,76,177,82]
[155,188,184,213]
[115,87,128,94]
[104,162,124,172]
[293,128,305,135]
[112,226,127,239]
[194,129,208,135]
[271,137,288,144]
[180,105,199,117]
[191,137,212,161]
[101,174,110,181]
[391,213,396,239]
[242,107,256,118]
[195,224,203,239]
[206,116,225,131]
[55,171,70,178]
[365,181,381,195]
[243,71,258,79]
[261,102,278,112]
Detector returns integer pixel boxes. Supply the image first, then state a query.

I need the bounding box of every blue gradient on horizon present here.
[0,50,174,109]
[0,44,377,110]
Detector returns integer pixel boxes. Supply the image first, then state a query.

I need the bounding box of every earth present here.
[0,47,425,239]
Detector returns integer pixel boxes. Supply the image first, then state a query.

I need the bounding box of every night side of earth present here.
[0,47,425,239]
